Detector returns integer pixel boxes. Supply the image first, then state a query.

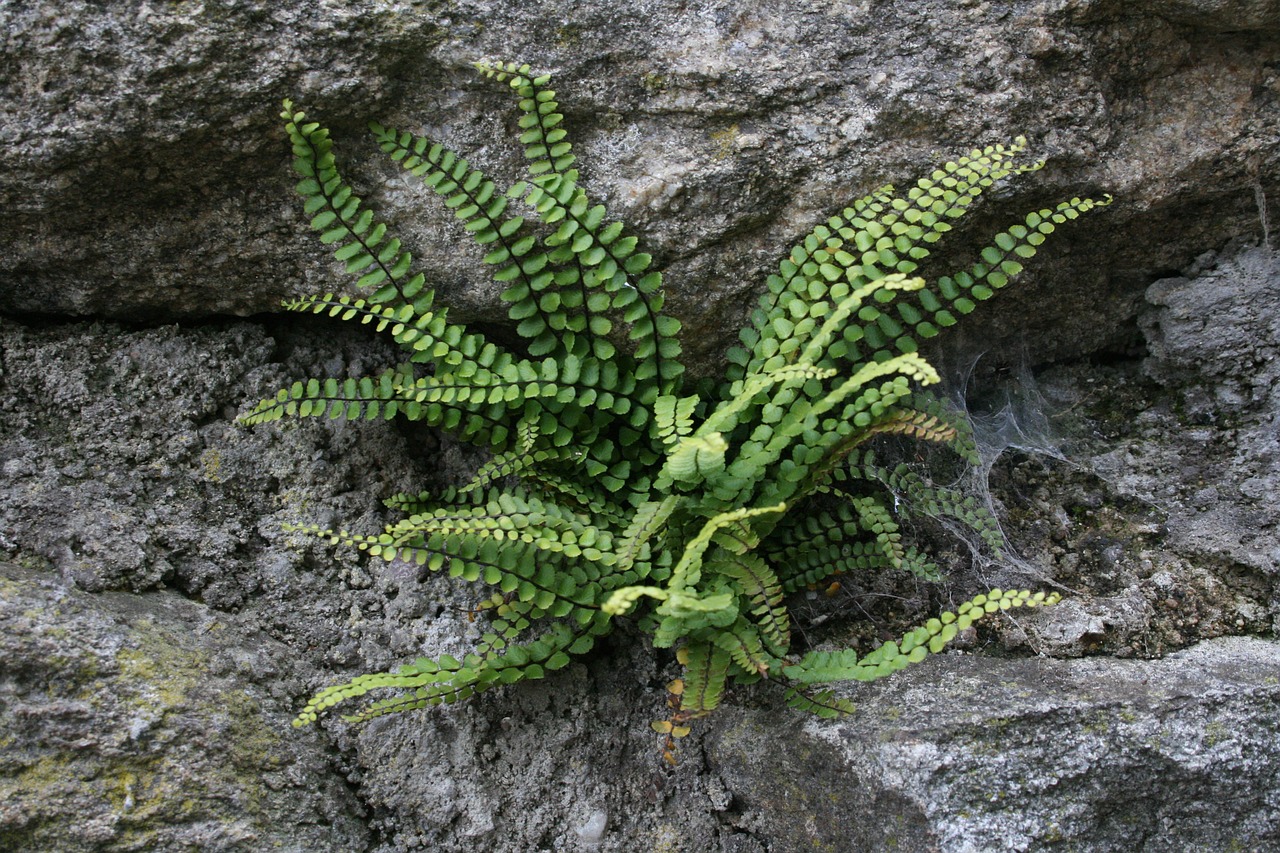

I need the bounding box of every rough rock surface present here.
[3,0,1277,367]
[0,560,370,852]
[712,635,1280,852]
[1,1,1279,851]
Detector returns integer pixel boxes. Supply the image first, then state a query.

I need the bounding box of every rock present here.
[0,318,429,600]
[1142,246,1280,415]
[711,636,1280,852]
[1126,247,1280,577]
[1023,587,1152,657]
[1,1,1279,851]
[2,1,1277,371]
[3,283,1275,849]
[0,560,370,852]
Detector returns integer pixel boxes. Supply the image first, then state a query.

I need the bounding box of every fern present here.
[246,62,1108,737]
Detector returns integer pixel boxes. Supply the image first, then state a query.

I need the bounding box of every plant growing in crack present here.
[242,60,1107,749]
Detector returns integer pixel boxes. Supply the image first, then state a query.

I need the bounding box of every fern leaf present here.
[654,394,701,448]
[238,368,414,425]
[934,195,1114,321]
[898,391,981,464]
[292,652,472,726]
[708,554,790,653]
[288,516,603,620]
[517,176,682,391]
[369,121,575,360]
[663,432,729,485]
[721,356,937,511]
[282,292,500,375]
[237,361,513,449]
[847,451,1004,555]
[473,59,578,178]
[727,140,1108,386]
[297,617,611,726]
[783,686,855,719]
[711,619,774,675]
[614,495,681,573]
[283,102,432,312]
[765,503,907,593]
[730,183,897,384]
[476,60,682,386]
[679,641,732,715]
[782,588,1061,686]
[668,503,786,592]
[521,469,632,527]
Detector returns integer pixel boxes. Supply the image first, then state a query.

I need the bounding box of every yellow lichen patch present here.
[709,124,740,160]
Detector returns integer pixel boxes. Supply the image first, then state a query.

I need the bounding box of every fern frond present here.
[727,142,1107,390]
[521,468,632,526]
[727,184,898,382]
[653,395,700,449]
[292,652,474,726]
[614,495,681,573]
[783,686,856,719]
[740,147,1031,373]
[240,367,518,448]
[862,409,958,444]
[678,641,732,715]
[473,60,578,179]
[238,369,404,425]
[900,391,980,464]
[783,588,1061,687]
[408,358,645,424]
[283,292,501,372]
[663,432,729,486]
[723,356,938,510]
[368,121,576,360]
[931,195,1114,326]
[711,619,775,675]
[849,494,908,571]
[707,554,790,653]
[764,502,910,593]
[521,172,684,391]
[668,503,787,592]
[288,516,603,620]
[459,424,585,495]
[845,451,1004,554]
[473,62,683,388]
[283,101,434,313]
[298,616,610,726]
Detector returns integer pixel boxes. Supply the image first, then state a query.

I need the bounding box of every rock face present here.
[3,1,1277,364]
[1,1,1278,851]
[0,561,370,852]
[711,635,1280,852]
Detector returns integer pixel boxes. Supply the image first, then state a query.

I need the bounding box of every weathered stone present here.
[710,636,1280,852]
[0,561,370,852]
[2,1,1277,371]
[1,1,1279,850]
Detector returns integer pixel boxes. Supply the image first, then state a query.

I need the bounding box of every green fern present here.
[244,61,1106,734]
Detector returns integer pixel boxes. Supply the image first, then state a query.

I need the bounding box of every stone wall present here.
[1,1,1278,850]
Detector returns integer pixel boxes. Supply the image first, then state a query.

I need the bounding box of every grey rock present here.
[0,318,430,600]
[1144,0,1280,30]
[2,1,1278,371]
[0,560,370,852]
[1126,247,1280,576]
[1022,587,1153,657]
[1143,246,1280,414]
[711,635,1280,852]
[1,1,1279,851]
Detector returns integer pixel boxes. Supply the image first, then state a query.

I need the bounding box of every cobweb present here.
[937,349,1074,590]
